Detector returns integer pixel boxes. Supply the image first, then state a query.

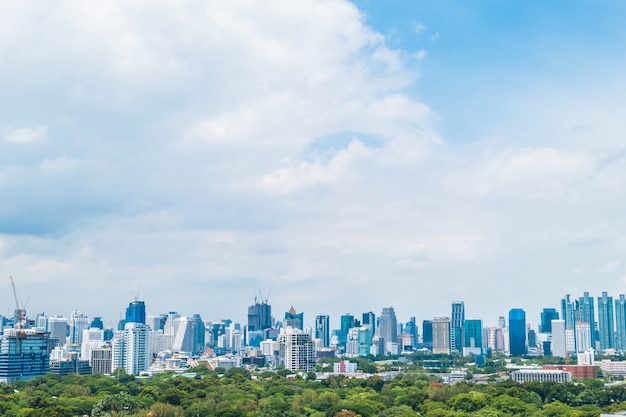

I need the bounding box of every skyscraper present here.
[540,308,559,334]
[551,319,566,358]
[125,299,146,325]
[284,306,303,330]
[451,302,465,352]
[597,292,615,351]
[422,320,433,349]
[362,312,376,334]
[616,295,626,352]
[561,294,576,330]
[578,292,596,345]
[281,327,315,372]
[463,319,482,349]
[113,322,150,375]
[432,317,451,354]
[315,315,330,347]
[508,308,526,356]
[69,310,89,345]
[379,307,398,354]
[0,328,51,384]
[247,300,272,332]
[340,314,355,346]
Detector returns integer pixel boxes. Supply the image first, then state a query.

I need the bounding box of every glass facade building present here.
[508,308,526,356]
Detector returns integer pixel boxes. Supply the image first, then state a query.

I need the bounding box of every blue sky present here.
[1,1,626,330]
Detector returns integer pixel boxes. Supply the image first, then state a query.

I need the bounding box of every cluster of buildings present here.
[3,291,626,384]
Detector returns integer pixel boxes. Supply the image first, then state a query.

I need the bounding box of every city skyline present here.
[1,2,626,326]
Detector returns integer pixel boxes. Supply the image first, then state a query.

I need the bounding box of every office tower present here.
[379,307,398,354]
[597,292,615,351]
[577,292,595,346]
[358,326,373,356]
[112,322,151,375]
[163,312,181,336]
[0,328,51,384]
[405,317,417,347]
[422,320,433,349]
[345,327,359,357]
[497,316,506,328]
[463,319,483,349]
[48,316,68,346]
[451,302,465,352]
[284,306,303,330]
[616,295,626,351]
[281,327,315,372]
[68,310,89,345]
[81,327,105,362]
[575,322,592,353]
[248,299,272,332]
[432,317,451,354]
[528,329,536,348]
[540,308,559,333]
[90,317,104,330]
[508,309,526,356]
[315,315,330,347]
[362,312,376,334]
[339,314,355,346]
[561,294,577,330]
[91,347,112,374]
[171,315,205,354]
[125,299,146,325]
[146,315,165,331]
[551,319,566,358]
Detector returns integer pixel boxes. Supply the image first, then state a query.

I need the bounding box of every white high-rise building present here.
[150,330,174,357]
[280,327,315,372]
[575,322,592,353]
[112,323,151,375]
[68,311,89,345]
[551,319,566,358]
[173,317,193,353]
[163,312,181,336]
[81,327,105,362]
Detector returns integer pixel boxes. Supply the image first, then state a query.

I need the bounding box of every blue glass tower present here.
[125,299,146,324]
[422,320,433,349]
[598,292,614,350]
[508,308,526,356]
[463,319,482,348]
[540,308,559,333]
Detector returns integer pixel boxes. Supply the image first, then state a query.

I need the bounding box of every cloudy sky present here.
[1,0,626,330]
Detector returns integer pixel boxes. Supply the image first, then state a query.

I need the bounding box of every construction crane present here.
[9,276,26,338]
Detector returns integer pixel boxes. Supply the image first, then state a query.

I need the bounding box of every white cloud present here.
[414,22,426,34]
[3,126,47,144]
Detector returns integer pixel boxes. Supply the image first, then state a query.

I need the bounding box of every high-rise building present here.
[616,295,626,352]
[362,312,376,334]
[112,322,151,375]
[90,317,104,330]
[248,300,272,332]
[81,327,105,362]
[125,299,146,325]
[173,316,204,354]
[48,316,68,346]
[0,328,51,384]
[163,312,181,336]
[575,322,592,353]
[69,311,89,345]
[508,309,526,356]
[451,302,465,352]
[284,306,303,330]
[551,319,566,358]
[597,292,615,351]
[315,315,330,347]
[561,294,577,330]
[463,319,482,349]
[422,320,433,349]
[540,308,559,334]
[91,347,112,374]
[432,317,451,354]
[404,317,418,348]
[379,307,398,354]
[281,327,315,372]
[578,292,595,345]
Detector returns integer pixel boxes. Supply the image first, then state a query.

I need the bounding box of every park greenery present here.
[1,353,626,417]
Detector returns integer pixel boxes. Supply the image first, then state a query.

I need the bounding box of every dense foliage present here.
[1,364,626,417]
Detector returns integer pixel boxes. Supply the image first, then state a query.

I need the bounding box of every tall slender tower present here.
[578,292,595,345]
[379,307,398,354]
[616,294,626,352]
[125,299,146,325]
[597,292,614,351]
[315,315,330,347]
[451,301,465,352]
[508,308,526,356]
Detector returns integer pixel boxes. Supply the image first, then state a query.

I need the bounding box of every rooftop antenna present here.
[129,285,141,302]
